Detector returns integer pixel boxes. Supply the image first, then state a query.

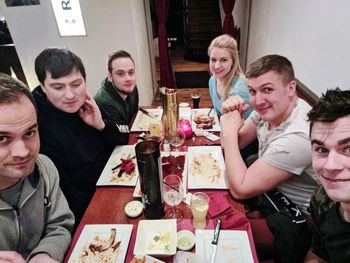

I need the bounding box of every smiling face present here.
[0,95,39,189]
[209,47,233,81]
[248,71,296,128]
[108,57,136,99]
[311,117,350,204]
[42,69,87,113]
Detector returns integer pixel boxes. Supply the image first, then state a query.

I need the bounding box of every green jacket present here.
[0,154,74,261]
[94,78,139,126]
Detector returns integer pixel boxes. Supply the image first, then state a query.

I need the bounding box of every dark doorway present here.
[149,0,222,88]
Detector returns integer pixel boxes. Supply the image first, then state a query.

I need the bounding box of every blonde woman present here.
[208,34,252,118]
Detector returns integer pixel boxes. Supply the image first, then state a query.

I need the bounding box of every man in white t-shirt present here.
[220,54,319,262]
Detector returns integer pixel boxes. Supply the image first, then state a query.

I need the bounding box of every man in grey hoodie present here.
[0,73,74,263]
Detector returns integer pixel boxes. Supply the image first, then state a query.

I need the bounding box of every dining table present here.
[64,102,258,263]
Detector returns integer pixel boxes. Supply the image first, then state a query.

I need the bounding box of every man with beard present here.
[0,73,74,263]
[95,50,139,126]
[32,48,129,228]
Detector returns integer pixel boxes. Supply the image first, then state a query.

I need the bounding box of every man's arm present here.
[29,156,74,262]
[221,110,293,199]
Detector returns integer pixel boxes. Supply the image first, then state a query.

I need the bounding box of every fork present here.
[207,107,214,116]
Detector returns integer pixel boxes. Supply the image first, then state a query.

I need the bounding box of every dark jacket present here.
[94,78,139,126]
[32,86,129,226]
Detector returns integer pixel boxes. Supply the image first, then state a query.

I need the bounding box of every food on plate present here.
[129,256,146,263]
[146,232,172,253]
[190,152,221,183]
[79,228,121,262]
[129,255,159,263]
[161,155,185,179]
[193,112,215,129]
[110,156,136,183]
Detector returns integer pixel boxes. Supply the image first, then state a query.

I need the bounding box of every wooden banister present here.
[296,78,319,106]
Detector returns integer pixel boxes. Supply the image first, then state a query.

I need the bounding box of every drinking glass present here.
[191,89,201,109]
[190,192,209,229]
[163,174,184,221]
[169,128,186,152]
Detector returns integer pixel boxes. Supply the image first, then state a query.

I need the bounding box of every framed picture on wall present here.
[5,0,40,6]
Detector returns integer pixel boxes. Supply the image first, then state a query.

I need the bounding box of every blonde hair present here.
[208,34,243,100]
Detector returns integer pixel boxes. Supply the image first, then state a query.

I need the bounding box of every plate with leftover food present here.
[187,146,228,189]
[97,145,138,186]
[131,108,163,132]
[68,224,133,263]
[191,108,220,132]
[195,229,254,263]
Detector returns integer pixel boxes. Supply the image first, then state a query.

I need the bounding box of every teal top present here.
[208,75,252,119]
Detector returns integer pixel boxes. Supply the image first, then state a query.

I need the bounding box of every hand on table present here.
[222,95,251,115]
[0,251,26,263]
[78,93,105,131]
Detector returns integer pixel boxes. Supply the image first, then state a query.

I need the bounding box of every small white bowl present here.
[177,230,195,251]
[124,200,143,217]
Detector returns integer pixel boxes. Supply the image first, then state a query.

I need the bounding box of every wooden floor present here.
[156,45,209,82]
[154,45,212,106]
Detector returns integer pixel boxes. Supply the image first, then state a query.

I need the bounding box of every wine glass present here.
[163,174,184,221]
[169,128,186,152]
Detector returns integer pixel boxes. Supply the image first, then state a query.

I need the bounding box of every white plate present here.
[68,224,133,263]
[133,151,188,197]
[97,145,138,186]
[195,229,254,263]
[134,219,177,257]
[191,108,221,132]
[187,146,228,189]
[131,108,163,132]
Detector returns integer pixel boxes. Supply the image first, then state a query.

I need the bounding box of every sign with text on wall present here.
[51,0,86,36]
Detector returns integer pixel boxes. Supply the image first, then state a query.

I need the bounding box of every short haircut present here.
[0,73,37,111]
[246,54,295,85]
[107,50,134,73]
[35,47,86,84]
[308,88,350,131]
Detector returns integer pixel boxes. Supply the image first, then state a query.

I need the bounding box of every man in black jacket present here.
[32,48,129,227]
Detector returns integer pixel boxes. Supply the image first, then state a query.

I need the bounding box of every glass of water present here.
[163,174,184,221]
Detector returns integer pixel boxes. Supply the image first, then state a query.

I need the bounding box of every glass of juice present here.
[190,192,209,229]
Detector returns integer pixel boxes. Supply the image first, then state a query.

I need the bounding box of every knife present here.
[139,108,157,119]
[210,218,222,263]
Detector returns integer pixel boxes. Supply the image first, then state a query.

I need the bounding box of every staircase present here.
[184,0,223,62]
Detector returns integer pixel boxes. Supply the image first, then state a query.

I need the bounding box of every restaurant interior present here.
[0,0,349,262]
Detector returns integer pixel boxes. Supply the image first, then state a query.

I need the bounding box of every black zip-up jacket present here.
[32,86,129,226]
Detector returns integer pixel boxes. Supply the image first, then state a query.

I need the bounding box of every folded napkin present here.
[208,192,232,218]
[221,211,249,230]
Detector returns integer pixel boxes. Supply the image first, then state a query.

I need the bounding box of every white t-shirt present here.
[249,98,320,215]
